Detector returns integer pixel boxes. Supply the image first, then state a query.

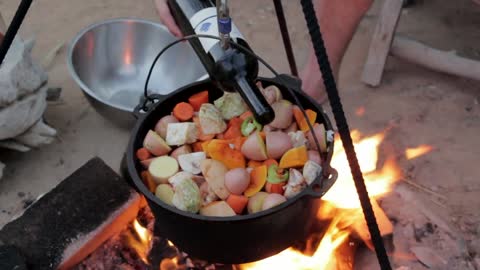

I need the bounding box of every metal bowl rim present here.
[66,17,173,113]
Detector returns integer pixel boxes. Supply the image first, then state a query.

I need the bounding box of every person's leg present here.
[300,0,373,104]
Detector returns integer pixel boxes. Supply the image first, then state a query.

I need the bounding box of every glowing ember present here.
[241,130,404,270]
[405,144,434,160]
[128,219,152,263]
[355,106,366,117]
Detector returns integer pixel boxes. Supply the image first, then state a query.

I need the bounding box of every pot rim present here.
[126,77,336,222]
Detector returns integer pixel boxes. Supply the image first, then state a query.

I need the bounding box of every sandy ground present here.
[0,0,479,269]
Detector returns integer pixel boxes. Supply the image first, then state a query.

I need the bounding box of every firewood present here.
[0,157,142,270]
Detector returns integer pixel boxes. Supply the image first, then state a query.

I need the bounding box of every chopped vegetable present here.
[154,115,179,139]
[149,156,179,184]
[267,164,289,184]
[178,152,207,174]
[289,131,308,148]
[166,122,198,146]
[307,150,322,165]
[241,132,268,161]
[193,116,215,141]
[188,91,209,111]
[200,181,218,206]
[199,104,227,135]
[265,182,286,195]
[241,116,262,137]
[155,184,174,206]
[200,159,231,200]
[284,169,306,199]
[136,148,152,161]
[173,102,194,121]
[223,117,243,139]
[303,160,323,185]
[306,123,327,152]
[293,106,317,132]
[170,145,192,161]
[244,165,267,197]
[285,122,298,133]
[143,130,172,156]
[172,177,201,213]
[248,160,263,168]
[207,139,246,169]
[168,171,194,188]
[226,194,249,214]
[263,159,279,168]
[214,92,248,120]
[140,158,154,169]
[200,201,236,217]
[247,192,269,214]
[191,141,204,152]
[140,171,157,193]
[224,168,251,195]
[266,131,292,159]
[262,194,287,211]
[229,136,247,151]
[239,110,253,120]
[279,145,308,169]
[269,100,293,129]
[260,85,282,105]
[201,140,212,156]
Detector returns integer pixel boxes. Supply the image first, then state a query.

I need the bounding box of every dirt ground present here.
[0,0,478,269]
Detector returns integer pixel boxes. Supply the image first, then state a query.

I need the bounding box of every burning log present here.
[0,157,142,270]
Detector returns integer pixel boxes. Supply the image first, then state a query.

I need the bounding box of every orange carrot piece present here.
[230,136,247,151]
[263,159,279,168]
[248,160,263,168]
[207,139,246,169]
[192,141,204,152]
[266,182,286,195]
[216,133,225,139]
[226,194,249,214]
[136,148,152,161]
[223,117,243,139]
[141,171,157,193]
[240,111,253,120]
[293,106,317,132]
[173,102,194,121]
[188,91,209,111]
[193,116,215,141]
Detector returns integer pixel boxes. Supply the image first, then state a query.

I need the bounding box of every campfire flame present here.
[129,219,152,263]
[241,130,404,270]
[405,144,434,160]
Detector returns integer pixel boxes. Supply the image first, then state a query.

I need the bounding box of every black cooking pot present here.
[124,75,337,264]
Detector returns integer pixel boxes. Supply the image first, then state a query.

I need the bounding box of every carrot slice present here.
[263,159,278,168]
[293,106,317,132]
[240,111,253,120]
[266,182,286,195]
[173,102,194,121]
[188,91,209,111]
[223,117,243,139]
[136,148,152,161]
[226,194,249,214]
[248,160,263,168]
[231,136,247,151]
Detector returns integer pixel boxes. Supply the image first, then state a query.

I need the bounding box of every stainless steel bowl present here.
[67,18,208,128]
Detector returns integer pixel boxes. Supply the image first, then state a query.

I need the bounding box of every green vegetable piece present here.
[214,92,248,120]
[172,178,201,213]
[241,116,263,137]
[267,164,289,184]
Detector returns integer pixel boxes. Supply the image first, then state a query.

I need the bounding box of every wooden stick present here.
[391,36,480,82]
[361,0,403,87]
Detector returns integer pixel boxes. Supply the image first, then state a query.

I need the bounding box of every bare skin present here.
[154,0,374,104]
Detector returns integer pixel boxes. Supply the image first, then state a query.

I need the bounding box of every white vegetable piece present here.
[284,168,307,199]
[288,131,308,148]
[178,152,207,175]
[172,178,202,213]
[200,182,219,207]
[199,104,227,135]
[149,156,179,184]
[303,160,323,185]
[166,122,198,146]
[214,92,248,120]
[168,171,195,188]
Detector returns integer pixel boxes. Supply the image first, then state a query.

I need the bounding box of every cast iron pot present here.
[124,76,337,264]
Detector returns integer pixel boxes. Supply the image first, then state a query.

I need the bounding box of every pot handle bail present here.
[133,94,165,119]
[305,167,338,198]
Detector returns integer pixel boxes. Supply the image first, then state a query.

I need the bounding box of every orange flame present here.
[242,130,403,270]
[405,145,434,160]
[128,219,152,263]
